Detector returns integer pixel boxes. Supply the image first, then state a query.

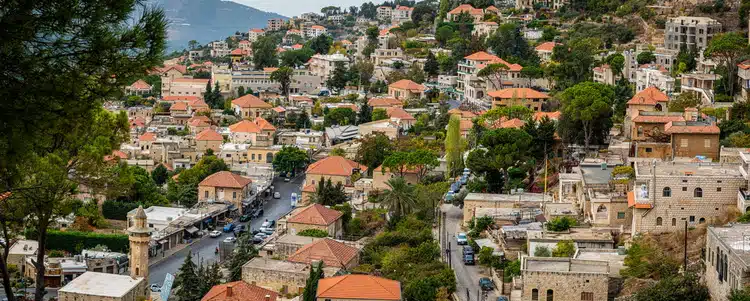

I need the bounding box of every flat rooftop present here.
[59,272,143,297]
[275,234,323,246]
[635,162,742,177]
[545,203,577,216]
[528,228,613,242]
[9,240,38,256]
[579,164,613,185]
[709,224,750,267]
[464,192,546,203]
[127,206,201,223]
[575,249,626,277]
[524,257,609,274]
[243,258,340,275]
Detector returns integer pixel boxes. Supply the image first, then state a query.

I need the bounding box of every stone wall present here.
[463,200,542,223]
[242,265,308,294]
[521,269,609,301]
[705,227,750,301]
[287,220,343,238]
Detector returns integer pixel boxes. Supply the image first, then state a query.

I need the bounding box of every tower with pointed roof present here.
[128,206,151,279]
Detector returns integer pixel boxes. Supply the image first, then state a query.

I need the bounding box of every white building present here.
[248,28,265,42]
[231,67,323,95]
[209,40,230,57]
[392,6,413,23]
[309,53,350,81]
[305,25,327,38]
[635,64,675,94]
[473,22,499,38]
[377,6,392,21]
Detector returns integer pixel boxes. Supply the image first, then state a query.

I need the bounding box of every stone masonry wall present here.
[705,228,750,301]
[521,270,609,301]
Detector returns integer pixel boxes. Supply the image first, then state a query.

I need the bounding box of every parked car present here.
[284,178,290,182]
[150,284,161,292]
[223,223,235,232]
[254,232,268,240]
[235,225,247,234]
[260,220,275,233]
[252,208,264,218]
[252,236,263,244]
[239,214,251,222]
[462,246,474,255]
[223,237,237,243]
[273,192,281,199]
[456,233,468,245]
[479,278,494,291]
[460,175,468,185]
[209,230,222,238]
[496,297,509,301]
[463,253,474,265]
[445,191,454,201]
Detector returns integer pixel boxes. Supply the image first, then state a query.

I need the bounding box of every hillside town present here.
[6,0,750,301]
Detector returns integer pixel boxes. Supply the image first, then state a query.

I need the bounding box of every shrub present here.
[534,246,551,257]
[44,230,129,253]
[297,229,328,237]
[552,240,576,257]
[546,216,577,231]
[102,200,140,220]
[502,260,521,282]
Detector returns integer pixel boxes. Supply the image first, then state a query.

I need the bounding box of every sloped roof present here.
[464,51,523,71]
[201,281,278,301]
[163,96,200,102]
[139,132,156,142]
[287,238,358,267]
[170,102,188,111]
[250,28,264,33]
[199,171,252,188]
[287,204,343,226]
[533,111,561,121]
[488,88,550,99]
[189,99,209,109]
[627,87,669,105]
[129,79,152,90]
[302,184,317,193]
[460,119,474,131]
[229,120,261,133]
[306,156,367,176]
[448,108,477,119]
[386,107,415,120]
[232,94,273,108]
[388,79,425,92]
[738,60,750,70]
[448,4,476,15]
[535,42,558,52]
[664,121,720,134]
[317,275,401,300]
[632,115,685,124]
[159,65,188,74]
[311,25,326,30]
[254,117,276,131]
[368,97,403,107]
[195,129,223,141]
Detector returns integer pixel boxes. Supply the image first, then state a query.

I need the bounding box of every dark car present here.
[239,214,251,222]
[479,278,494,291]
[463,253,474,265]
[496,297,509,301]
[463,246,474,256]
[234,225,247,234]
[252,236,263,244]
[252,208,264,218]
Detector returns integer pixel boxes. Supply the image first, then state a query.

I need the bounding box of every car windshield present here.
[457,234,466,239]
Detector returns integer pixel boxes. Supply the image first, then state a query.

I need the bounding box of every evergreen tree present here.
[151,164,168,186]
[296,111,311,129]
[211,81,223,109]
[174,252,201,301]
[326,61,349,91]
[237,86,246,97]
[228,233,258,281]
[199,262,222,296]
[445,115,464,177]
[424,51,439,78]
[204,81,213,105]
[358,103,372,124]
[302,261,325,301]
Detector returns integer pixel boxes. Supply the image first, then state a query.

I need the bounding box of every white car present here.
[223,237,237,243]
[209,230,222,238]
[273,192,281,199]
[254,232,268,240]
[456,232,468,245]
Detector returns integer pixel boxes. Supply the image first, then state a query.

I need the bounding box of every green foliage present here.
[151,164,169,186]
[380,178,418,218]
[372,108,389,121]
[306,34,334,55]
[302,261,325,301]
[197,262,222,298]
[668,92,700,113]
[612,166,635,180]
[637,51,656,64]
[534,246,551,257]
[729,289,750,301]
[546,216,577,231]
[549,39,599,90]
[227,234,257,281]
[503,260,521,282]
[466,128,532,193]
[43,230,128,253]
[324,107,356,126]
[424,51,439,77]
[478,247,500,267]
[620,236,680,279]
[174,252,202,301]
[522,116,556,161]
[102,200,140,220]
[311,177,348,206]
[326,61,349,91]
[631,273,708,301]
[472,216,494,233]
[487,23,539,66]
[467,178,488,193]
[737,211,750,223]
[298,228,329,237]
[445,115,465,178]
[551,240,575,257]
[252,36,279,69]
[270,66,294,98]
[558,81,614,148]
[705,32,749,96]
[356,133,395,173]
[272,146,308,175]
[567,23,635,46]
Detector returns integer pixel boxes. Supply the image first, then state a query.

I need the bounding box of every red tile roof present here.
[272,107,286,113]
[368,97,403,107]
[535,42,558,52]
[229,120,261,133]
[170,102,188,111]
[317,275,401,300]
[139,132,156,142]
[104,150,129,161]
[448,4,480,15]
[386,107,415,120]
[533,111,561,121]
[232,94,273,108]
[250,28,264,33]
[292,44,304,50]
[287,204,343,226]
[449,108,477,119]
[201,281,277,301]
[189,99,209,109]
[302,184,317,193]
[163,96,200,102]
[664,122,720,134]
[231,48,248,56]
[488,88,550,99]
[287,238,358,267]
[158,65,188,74]
[199,171,252,188]
[627,191,652,209]
[593,64,610,73]
[627,87,669,105]
[464,52,523,71]
[306,156,367,176]
[388,79,425,92]
[459,119,474,131]
[739,60,750,70]
[254,117,276,131]
[129,79,152,90]
[311,25,326,30]
[195,129,223,141]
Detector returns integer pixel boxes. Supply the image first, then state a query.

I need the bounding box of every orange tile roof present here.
[170,102,188,111]
[627,87,669,105]
[231,48,248,56]
[449,108,477,119]
[311,25,325,30]
[287,238,358,267]
[159,65,188,74]
[263,67,279,72]
[189,118,209,127]
[632,115,685,124]
[460,119,474,131]
[302,184,317,193]
[189,99,209,109]
[199,171,252,188]
[239,40,251,44]
[190,115,212,123]
[395,5,413,10]
[488,88,550,99]
[448,4,475,15]
[739,60,750,70]
[627,191,653,209]
[229,120,261,133]
[291,44,304,49]
[163,95,200,102]
[105,150,129,161]
[535,41,558,52]
[287,203,343,226]
[664,122,720,134]
[195,129,223,141]
[254,117,276,131]
[306,156,367,176]
[341,40,352,45]
[464,51,523,71]
[388,79,425,92]
[130,79,152,90]
[139,132,156,142]
[250,28,264,33]
[498,118,525,129]
[232,94,273,108]
[485,5,499,12]
[317,275,401,300]
[593,64,610,73]
[201,281,278,301]
[368,97,403,107]
[386,107,415,120]
[533,111,561,121]
[291,95,313,103]
[130,117,146,128]
[272,106,286,113]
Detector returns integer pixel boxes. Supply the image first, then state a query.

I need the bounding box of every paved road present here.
[148,175,303,285]
[442,204,499,301]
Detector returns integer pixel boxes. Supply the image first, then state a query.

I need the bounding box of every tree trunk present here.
[582,121,591,151]
[1,240,14,301]
[34,221,49,301]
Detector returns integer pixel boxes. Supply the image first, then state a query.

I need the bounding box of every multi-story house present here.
[446,4,494,22]
[231,67,322,95]
[388,79,425,100]
[309,53,349,81]
[163,78,209,99]
[377,6,392,21]
[392,6,413,23]
[624,86,670,139]
[472,22,498,38]
[248,28,264,42]
[305,25,327,38]
[738,60,750,101]
[635,64,675,94]
[277,130,326,149]
[705,224,750,301]
[593,64,615,85]
[231,94,273,119]
[665,16,722,51]
[487,88,550,112]
[209,40,230,57]
[267,18,285,31]
[198,171,253,213]
[456,51,524,104]
[535,42,558,63]
[681,72,721,104]
[371,48,404,66]
[228,119,276,147]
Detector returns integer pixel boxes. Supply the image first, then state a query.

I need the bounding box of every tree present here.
[435,25,454,46]
[356,133,394,173]
[270,66,294,100]
[372,108,389,121]
[466,128,532,193]
[534,246,551,257]
[252,36,279,69]
[522,116,556,161]
[188,40,199,50]
[477,63,509,90]
[613,77,633,117]
[199,262,222,296]
[487,23,538,66]
[151,164,169,186]
[606,53,625,76]
[227,233,257,281]
[330,148,346,157]
[424,51,439,78]
[324,108,357,126]
[546,216,577,231]
[631,273,709,301]
[280,48,315,68]
[437,0,450,22]
[307,34,333,55]
[302,261,325,301]
[445,115,465,178]
[380,177,417,217]
[358,103,372,124]
[311,177,348,206]
[408,149,439,181]
[551,240,575,257]
[637,51,656,64]
[210,81,223,109]
[174,252,202,301]
[296,111,311,129]
[272,146,308,175]
[558,82,614,149]
[705,32,748,96]
[407,63,426,84]
[729,289,750,301]
[668,93,700,112]
[549,39,598,89]
[326,61,349,91]
[382,152,411,177]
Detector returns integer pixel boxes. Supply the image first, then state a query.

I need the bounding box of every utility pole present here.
[466,288,469,301]
[684,220,688,270]
[446,241,452,268]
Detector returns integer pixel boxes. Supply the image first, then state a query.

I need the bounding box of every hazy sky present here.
[232,0,369,17]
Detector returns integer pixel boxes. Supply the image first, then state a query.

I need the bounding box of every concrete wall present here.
[196,140,222,154]
[58,280,146,301]
[287,219,343,238]
[305,174,349,187]
[242,266,308,294]
[705,228,750,301]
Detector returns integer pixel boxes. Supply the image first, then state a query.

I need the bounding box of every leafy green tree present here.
[546,216,577,231]
[676,45,698,75]
[280,48,315,68]
[534,246,551,257]
[549,38,598,89]
[522,116,556,161]
[272,146,308,175]
[552,240,575,257]
[326,61,349,91]
[227,233,258,281]
[324,108,356,126]
[637,51,656,64]
[558,81,614,149]
[466,128,532,193]
[435,25,454,46]
[311,177,348,206]
[613,77,634,117]
[620,236,680,279]
[307,34,334,55]
[729,289,750,301]
[380,177,417,217]
[198,262,222,296]
[358,103,372,124]
[606,53,625,76]
[424,51,439,77]
[668,93,700,112]
[407,63,426,84]
[372,108,389,121]
[210,81,223,109]
[445,115,465,178]
[270,66,294,100]
[540,25,559,41]
[174,252,202,301]
[409,149,439,181]
[296,111,311,129]
[487,23,539,66]
[705,32,748,96]
[252,36,279,69]
[631,273,708,301]
[356,133,394,173]
[302,261,325,301]
[382,152,411,177]
[477,63,509,91]
[437,0,450,22]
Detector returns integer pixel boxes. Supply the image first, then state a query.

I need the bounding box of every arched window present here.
[656,217,663,226]
[655,103,663,111]
[699,218,706,224]
[531,289,539,301]
[694,187,703,198]
[672,218,676,226]
[663,187,671,197]
[546,289,554,301]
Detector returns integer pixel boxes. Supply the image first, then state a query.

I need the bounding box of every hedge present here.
[102,200,140,220]
[297,229,328,238]
[45,230,129,253]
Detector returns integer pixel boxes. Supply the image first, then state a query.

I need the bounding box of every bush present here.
[44,230,129,253]
[546,216,577,231]
[502,260,521,282]
[534,246,551,257]
[297,229,328,237]
[552,240,575,257]
[102,200,140,220]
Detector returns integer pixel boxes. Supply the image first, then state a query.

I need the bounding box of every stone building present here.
[286,238,359,269]
[316,275,401,301]
[285,204,344,238]
[57,272,147,301]
[198,171,253,213]
[462,193,546,223]
[705,224,750,301]
[272,234,323,257]
[242,258,340,294]
[629,162,747,234]
[520,257,611,301]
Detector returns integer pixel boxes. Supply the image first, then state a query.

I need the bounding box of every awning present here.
[185,226,199,234]
[159,240,168,244]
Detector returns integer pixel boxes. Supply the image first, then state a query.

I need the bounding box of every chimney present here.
[226,284,234,297]
[265,295,271,301]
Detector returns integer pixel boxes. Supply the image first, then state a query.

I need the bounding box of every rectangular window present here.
[645,147,653,153]
[204,191,208,198]
[581,292,594,301]
[705,139,711,148]
[233,192,237,199]
[617,212,626,219]
[717,187,722,192]
[682,187,687,191]
[690,216,695,222]
[681,139,688,148]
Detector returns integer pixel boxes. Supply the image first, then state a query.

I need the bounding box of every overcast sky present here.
[232,0,369,17]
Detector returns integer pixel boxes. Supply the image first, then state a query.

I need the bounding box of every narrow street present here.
[148,174,304,286]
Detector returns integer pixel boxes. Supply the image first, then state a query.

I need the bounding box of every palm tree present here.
[380,177,417,217]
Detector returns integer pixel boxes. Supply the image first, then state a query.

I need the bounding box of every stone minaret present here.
[128,205,152,279]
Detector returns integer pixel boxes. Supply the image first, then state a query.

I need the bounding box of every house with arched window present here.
[520,257,610,301]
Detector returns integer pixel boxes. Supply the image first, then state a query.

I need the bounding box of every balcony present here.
[738,189,750,214]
